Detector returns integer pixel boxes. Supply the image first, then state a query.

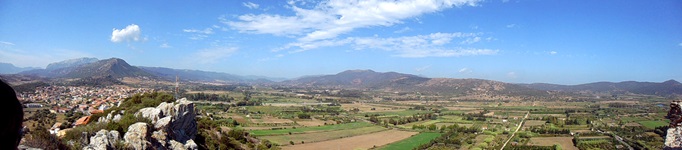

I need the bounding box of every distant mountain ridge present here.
[520,80,682,96]
[0,62,39,74]
[139,66,275,83]
[284,69,546,96]
[62,58,153,78]
[46,57,99,70]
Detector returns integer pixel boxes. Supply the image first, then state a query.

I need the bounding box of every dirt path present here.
[281,129,418,150]
[500,111,529,150]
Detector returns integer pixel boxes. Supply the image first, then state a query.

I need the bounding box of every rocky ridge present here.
[665,100,682,149]
[85,98,198,150]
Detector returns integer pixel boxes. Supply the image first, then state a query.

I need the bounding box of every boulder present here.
[136,107,163,124]
[168,140,185,150]
[86,130,110,150]
[83,129,119,150]
[185,139,198,150]
[124,122,149,150]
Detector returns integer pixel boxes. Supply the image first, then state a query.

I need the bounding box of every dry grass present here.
[523,120,547,128]
[281,129,418,150]
[528,137,579,150]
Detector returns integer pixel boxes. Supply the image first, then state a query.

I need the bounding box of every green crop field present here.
[249,121,373,136]
[259,126,387,145]
[379,132,442,150]
[638,120,668,129]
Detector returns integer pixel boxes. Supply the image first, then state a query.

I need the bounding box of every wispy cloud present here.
[243,2,260,9]
[111,24,145,43]
[159,43,172,48]
[416,65,431,72]
[679,42,682,47]
[0,41,15,46]
[394,27,412,33]
[280,32,497,57]
[224,0,481,42]
[458,67,472,73]
[191,47,238,64]
[183,28,214,34]
[460,37,481,44]
[507,71,517,78]
[549,51,557,55]
[506,24,516,28]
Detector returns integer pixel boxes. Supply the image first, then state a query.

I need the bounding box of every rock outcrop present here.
[665,100,682,149]
[84,98,198,150]
[83,130,120,150]
[124,122,150,149]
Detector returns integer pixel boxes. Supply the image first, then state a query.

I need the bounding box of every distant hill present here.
[46,57,99,70]
[19,58,153,79]
[62,58,154,78]
[139,66,272,83]
[284,69,545,96]
[520,80,682,96]
[0,62,40,74]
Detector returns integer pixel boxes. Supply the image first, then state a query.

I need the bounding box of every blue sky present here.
[1,0,681,84]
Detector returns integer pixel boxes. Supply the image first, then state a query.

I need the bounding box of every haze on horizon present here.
[1,0,680,85]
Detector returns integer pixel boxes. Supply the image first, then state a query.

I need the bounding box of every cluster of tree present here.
[12,81,49,93]
[196,116,277,150]
[608,102,636,108]
[370,113,437,126]
[529,125,571,134]
[505,145,560,150]
[185,92,233,101]
[564,117,591,125]
[26,109,57,127]
[414,124,482,149]
[412,124,440,131]
[297,113,311,119]
[573,137,615,150]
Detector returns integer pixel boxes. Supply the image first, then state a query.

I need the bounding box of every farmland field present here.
[260,126,387,145]
[638,120,668,129]
[281,129,418,150]
[249,122,373,136]
[379,132,441,150]
[528,137,579,150]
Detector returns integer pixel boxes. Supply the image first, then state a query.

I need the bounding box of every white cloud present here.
[160,43,172,48]
[458,68,472,73]
[506,24,516,28]
[394,27,412,33]
[225,0,481,42]
[0,41,15,46]
[679,42,682,47]
[280,32,497,57]
[111,24,143,43]
[192,47,238,64]
[549,51,557,55]
[460,37,481,44]
[183,28,214,34]
[243,2,260,9]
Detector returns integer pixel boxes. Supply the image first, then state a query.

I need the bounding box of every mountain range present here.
[0,62,40,74]
[2,57,680,97]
